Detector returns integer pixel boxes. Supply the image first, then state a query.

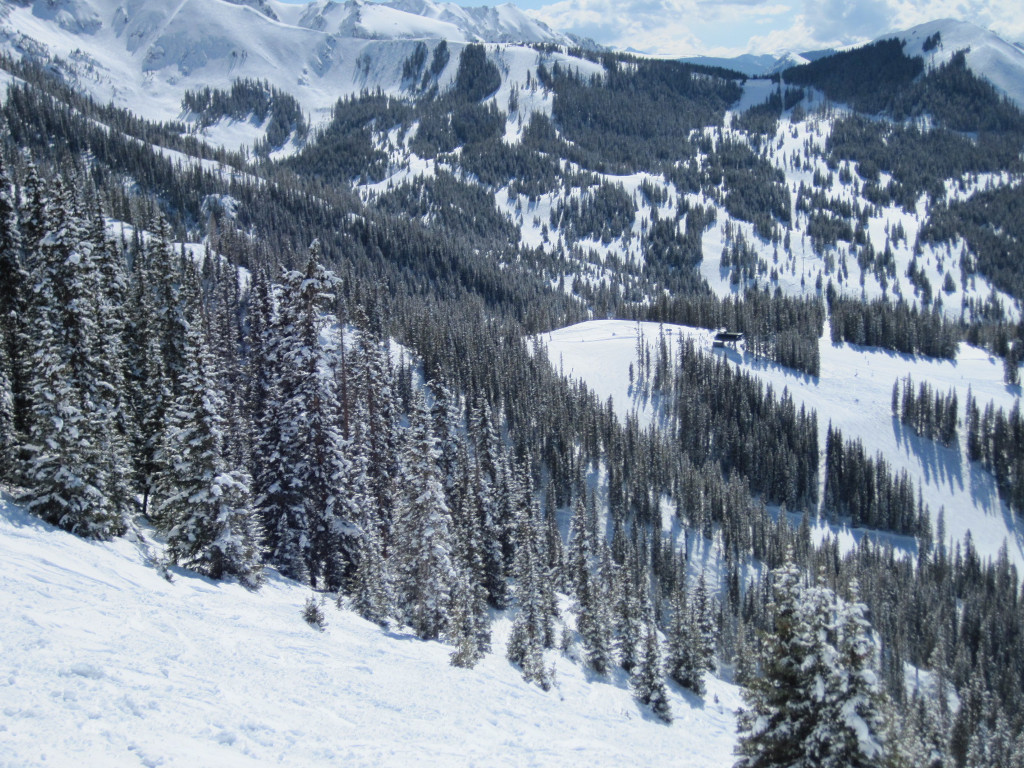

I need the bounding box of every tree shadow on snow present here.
[890,417,965,496]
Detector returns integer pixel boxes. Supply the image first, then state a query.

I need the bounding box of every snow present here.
[540,319,1024,568]
[0,492,742,767]
[890,19,1024,111]
[0,0,578,151]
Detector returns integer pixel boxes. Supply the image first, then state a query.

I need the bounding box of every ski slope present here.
[540,319,1024,568]
[0,494,741,768]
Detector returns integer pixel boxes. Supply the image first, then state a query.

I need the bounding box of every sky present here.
[279,0,1024,56]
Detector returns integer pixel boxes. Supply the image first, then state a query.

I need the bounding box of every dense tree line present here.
[182,78,308,152]
[541,54,742,171]
[822,424,930,536]
[828,289,960,359]
[781,38,924,115]
[550,181,636,244]
[643,286,824,377]
[632,329,819,511]
[966,394,1024,515]
[892,375,959,446]
[825,114,1024,210]
[922,184,1024,304]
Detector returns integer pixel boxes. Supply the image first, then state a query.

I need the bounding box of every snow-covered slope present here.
[541,319,1024,569]
[287,0,574,45]
[0,493,741,767]
[0,0,575,130]
[883,18,1024,109]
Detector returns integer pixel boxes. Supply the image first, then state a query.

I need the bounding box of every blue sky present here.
[279,0,1023,56]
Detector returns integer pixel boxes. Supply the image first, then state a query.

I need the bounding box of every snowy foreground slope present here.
[541,319,1024,568]
[0,496,740,768]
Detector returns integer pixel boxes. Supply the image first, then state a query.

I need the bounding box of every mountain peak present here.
[879,18,1024,108]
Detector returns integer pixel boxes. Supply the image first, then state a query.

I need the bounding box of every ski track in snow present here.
[0,495,741,768]
[541,319,1024,568]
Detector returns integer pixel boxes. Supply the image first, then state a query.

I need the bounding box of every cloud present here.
[531,0,704,53]
[528,0,1024,55]
[801,0,894,43]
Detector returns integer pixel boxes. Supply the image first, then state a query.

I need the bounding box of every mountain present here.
[879,18,1024,109]
[677,51,814,77]
[0,0,578,125]
[4,6,1024,767]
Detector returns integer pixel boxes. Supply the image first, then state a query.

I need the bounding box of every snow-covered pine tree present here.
[256,251,358,589]
[19,177,126,538]
[666,583,705,695]
[448,570,485,669]
[350,512,394,626]
[0,341,15,481]
[507,495,554,689]
[281,254,357,590]
[393,387,458,640]
[614,550,645,675]
[0,153,26,451]
[691,573,718,685]
[734,559,819,768]
[806,580,887,768]
[152,313,263,587]
[633,620,672,723]
[82,202,135,527]
[349,304,400,528]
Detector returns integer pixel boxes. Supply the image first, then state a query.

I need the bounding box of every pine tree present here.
[153,316,263,587]
[507,495,554,689]
[0,153,26,451]
[633,620,672,723]
[393,388,457,640]
[666,583,705,695]
[19,178,126,538]
[575,545,614,674]
[808,581,887,768]
[736,564,887,768]
[350,516,394,626]
[256,252,357,588]
[0,341,15,481]
[448,571,485,669]
[734,560,820,768]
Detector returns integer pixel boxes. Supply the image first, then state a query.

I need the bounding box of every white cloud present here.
[527,0,1024,55]
[531,0,704,53]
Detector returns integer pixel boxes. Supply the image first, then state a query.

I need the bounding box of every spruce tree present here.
[633,620,673,723]
[393,388,457,640]
[153,316,262,587]
[734,560,820,768]
[19,178,126,538]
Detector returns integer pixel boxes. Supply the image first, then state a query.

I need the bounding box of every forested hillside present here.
[3,6,1024,766]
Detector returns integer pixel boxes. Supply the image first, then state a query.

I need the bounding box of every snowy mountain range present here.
[5,1,1024,128]
[0,0,582,122]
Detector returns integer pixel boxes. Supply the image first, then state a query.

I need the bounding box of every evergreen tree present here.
[736,563,887,768]
[19,178,126,538]
[734,560,821,768]
[507,495,554,689]
[633,620,673,723]
[350,515,394,626]
[154,317,263,587]
[0,341,15,482]
[256,251,357,588]
[810,581,887,768]
[666,582,706,695]
[575,543,614,674]
[393,388,458,640]
[0,153,26,449]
